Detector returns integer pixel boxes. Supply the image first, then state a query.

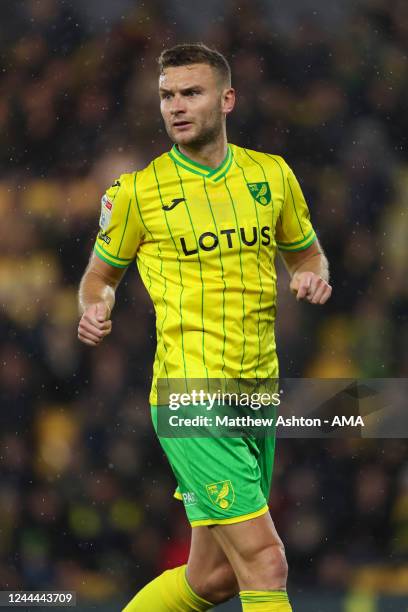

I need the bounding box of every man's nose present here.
[170,94,186,114]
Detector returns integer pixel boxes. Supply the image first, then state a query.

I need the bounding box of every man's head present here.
[158,43,235,148]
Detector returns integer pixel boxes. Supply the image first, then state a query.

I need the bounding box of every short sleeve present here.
[275,164,317,252]
[94,174,143,268]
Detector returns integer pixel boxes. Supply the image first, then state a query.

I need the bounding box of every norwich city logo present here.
[206,480,235,510]
[247,182,271,206]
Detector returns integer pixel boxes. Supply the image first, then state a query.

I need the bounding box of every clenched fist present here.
[78,302,112,346]
[290,271,332,305]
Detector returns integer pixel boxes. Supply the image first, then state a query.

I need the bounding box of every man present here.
[78,43,331,612]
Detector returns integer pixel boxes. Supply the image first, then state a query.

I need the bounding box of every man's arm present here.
[279,238,332,305]
[78,253,127,346]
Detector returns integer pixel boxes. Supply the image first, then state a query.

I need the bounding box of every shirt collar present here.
[168,144,233,182]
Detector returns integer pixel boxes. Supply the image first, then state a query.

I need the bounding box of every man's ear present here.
[222,88,235,115]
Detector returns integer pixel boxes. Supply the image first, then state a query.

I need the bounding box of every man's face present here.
[159,63,234,147]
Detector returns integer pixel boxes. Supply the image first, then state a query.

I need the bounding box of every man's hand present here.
[290,271,332,304]
[280,239,332,305]
[78,302,112,346]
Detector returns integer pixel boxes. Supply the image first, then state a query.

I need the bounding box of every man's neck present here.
[177,136,228,170]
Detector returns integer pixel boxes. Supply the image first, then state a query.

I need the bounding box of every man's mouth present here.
[173,121,192,128]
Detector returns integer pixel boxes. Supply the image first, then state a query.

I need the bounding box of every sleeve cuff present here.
[94,243,133,268]
[277,229,316,252]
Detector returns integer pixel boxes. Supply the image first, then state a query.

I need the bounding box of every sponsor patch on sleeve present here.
[99,194,113,231]
[98,230,111,244]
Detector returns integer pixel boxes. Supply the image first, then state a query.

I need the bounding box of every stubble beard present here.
[167,113,224,150]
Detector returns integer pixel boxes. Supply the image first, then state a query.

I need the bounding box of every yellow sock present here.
[240,590,293,611]
[122,564,213,611]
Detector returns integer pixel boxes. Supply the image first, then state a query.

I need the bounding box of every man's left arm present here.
[280,238,332,305]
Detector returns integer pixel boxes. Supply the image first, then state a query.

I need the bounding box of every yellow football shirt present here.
[94,144,316,404]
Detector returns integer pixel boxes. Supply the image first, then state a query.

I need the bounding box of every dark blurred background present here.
[0,0,407,610]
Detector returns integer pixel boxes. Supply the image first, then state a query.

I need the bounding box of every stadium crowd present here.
[0,0,407,606]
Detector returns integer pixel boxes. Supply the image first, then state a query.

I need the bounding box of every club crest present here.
[206,480,235,510]
[247,182,271,206]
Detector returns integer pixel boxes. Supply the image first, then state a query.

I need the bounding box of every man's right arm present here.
[77,253,127,347]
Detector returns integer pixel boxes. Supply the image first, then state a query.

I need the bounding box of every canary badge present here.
[206,480,235,510]
[247,182,271,206]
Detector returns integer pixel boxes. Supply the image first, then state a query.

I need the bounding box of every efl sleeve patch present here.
[94,174,143,267]
[99,194,113,231]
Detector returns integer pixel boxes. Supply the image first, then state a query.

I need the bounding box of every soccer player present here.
[78,44,331,612]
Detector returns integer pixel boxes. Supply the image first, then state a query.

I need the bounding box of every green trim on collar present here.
[169,144,233,181]
[212,148,234,182]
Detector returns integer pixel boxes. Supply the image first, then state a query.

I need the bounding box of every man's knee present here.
[271,542,289,584]
[240,541,288,589]
[191,561,238,604]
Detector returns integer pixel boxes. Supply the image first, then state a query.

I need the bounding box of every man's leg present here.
[144,404,287,610]
[122,526,238,611]
[211,512,292,611]
[187,526,239,604]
